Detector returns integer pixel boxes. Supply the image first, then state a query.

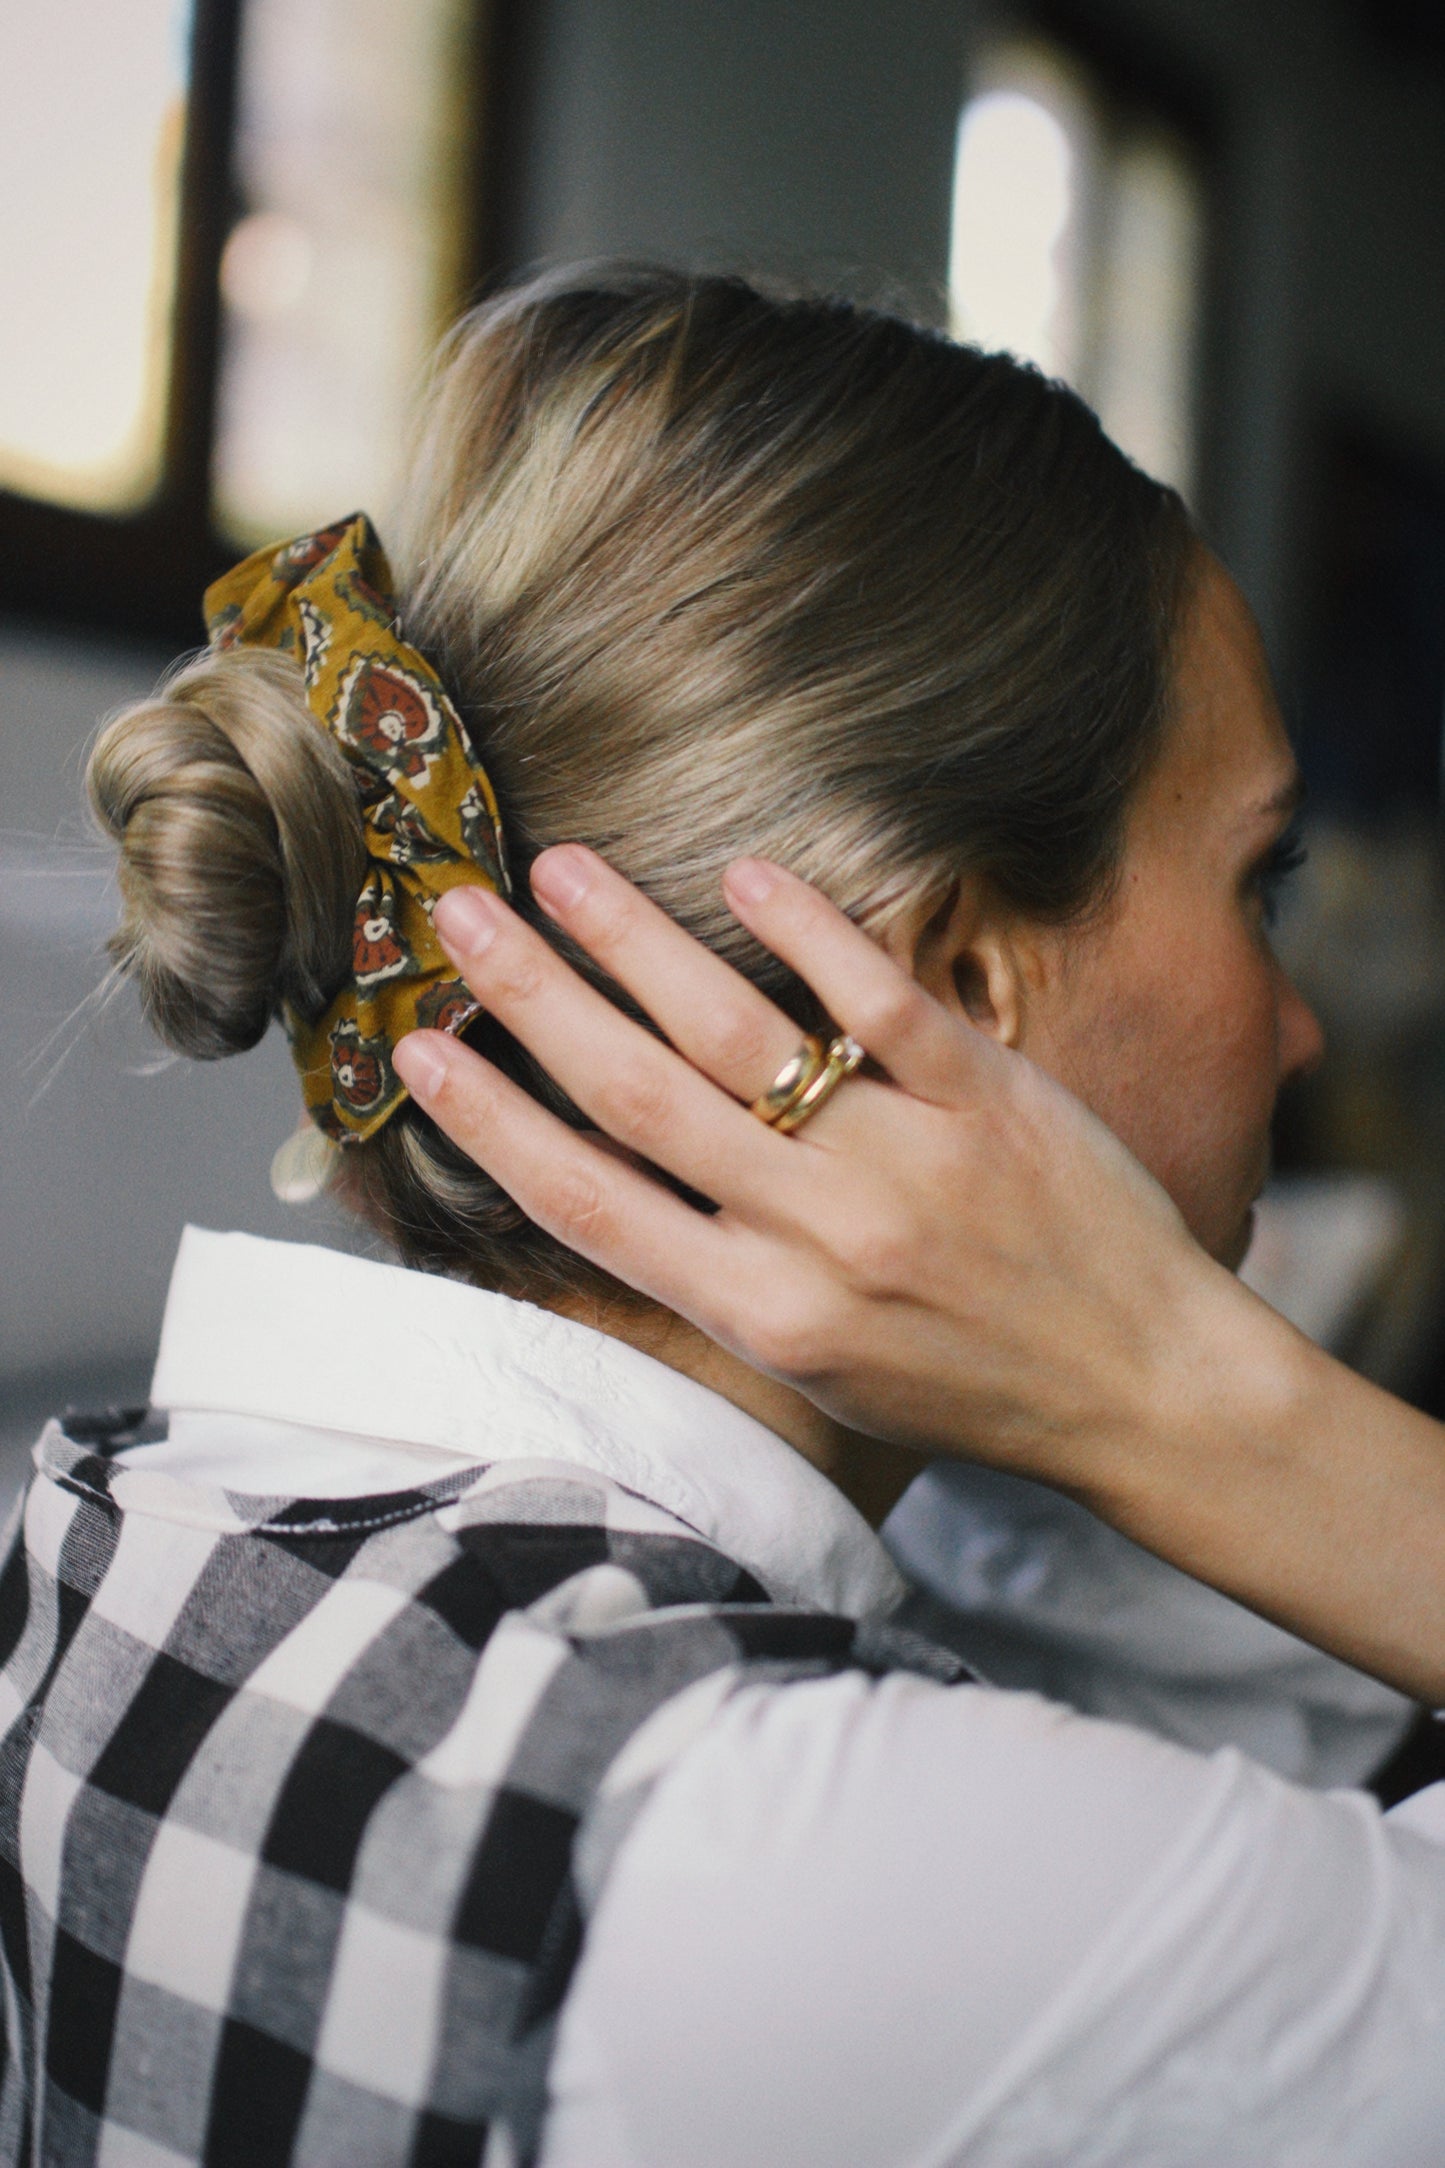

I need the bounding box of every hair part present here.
[89,264,1195,1300]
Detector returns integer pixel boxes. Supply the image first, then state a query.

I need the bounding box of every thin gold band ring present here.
[749,1034,827,1126]
[753,1033,866,1136]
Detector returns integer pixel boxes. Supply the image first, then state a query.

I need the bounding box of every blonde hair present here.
[89,264,1193,1298]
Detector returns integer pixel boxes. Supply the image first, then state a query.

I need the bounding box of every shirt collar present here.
[150,1226,905,1621]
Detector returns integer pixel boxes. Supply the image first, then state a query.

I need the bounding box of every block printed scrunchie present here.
[205,513,510,1143]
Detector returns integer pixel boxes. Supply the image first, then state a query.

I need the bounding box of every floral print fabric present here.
[205,513,510,1142]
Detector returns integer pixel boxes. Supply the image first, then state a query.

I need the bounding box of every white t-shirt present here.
[133,1228,1445,2166]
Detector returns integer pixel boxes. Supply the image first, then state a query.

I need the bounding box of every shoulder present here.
[547,1667,1445,2168]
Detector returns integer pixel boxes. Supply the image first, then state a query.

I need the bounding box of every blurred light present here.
[220,212,314,323]
[948,39,1202,501]
[212,0,472,545]
[949,90,1076,374]
[1092,138,1203,498]
[0,0,191,512]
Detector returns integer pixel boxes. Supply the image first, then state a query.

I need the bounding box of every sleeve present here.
[541,1673,1445,2168]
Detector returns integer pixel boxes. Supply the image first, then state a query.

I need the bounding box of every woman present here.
[12,265,1445,2165]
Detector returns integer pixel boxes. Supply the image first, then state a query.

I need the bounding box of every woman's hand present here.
[392,845,1228,1484]
[393,844,1445,1700]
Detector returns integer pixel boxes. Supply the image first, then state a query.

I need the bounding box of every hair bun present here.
[88,647,366,1059]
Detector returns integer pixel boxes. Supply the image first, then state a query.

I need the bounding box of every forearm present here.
[1067,1256,1445,1703]
[404,853,1445,1703]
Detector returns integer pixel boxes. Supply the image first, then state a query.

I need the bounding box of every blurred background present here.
[5,0,1445,1486]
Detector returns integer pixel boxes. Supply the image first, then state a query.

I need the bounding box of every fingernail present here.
[724,858,778,907]
[394,1032,449,1107]
[531,843,594,913]
[435,884,503,958]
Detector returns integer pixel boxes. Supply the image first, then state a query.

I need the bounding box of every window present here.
[0,0,191,518]
[214,0,477,543]
[1,0,500,641]
[948,30,1207,501]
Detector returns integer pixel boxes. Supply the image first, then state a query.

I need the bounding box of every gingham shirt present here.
[6,1229,1445,2168]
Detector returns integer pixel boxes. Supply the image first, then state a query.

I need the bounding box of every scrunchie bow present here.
[205,514,510,1144]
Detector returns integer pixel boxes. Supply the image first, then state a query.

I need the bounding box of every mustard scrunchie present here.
[205,514,510,1144]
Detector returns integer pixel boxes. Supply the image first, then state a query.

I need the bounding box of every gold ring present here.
[770,1033,866,1135]
[750,1035,828,1126]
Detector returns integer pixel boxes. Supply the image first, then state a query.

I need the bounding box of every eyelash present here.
[1253,823,1308,927]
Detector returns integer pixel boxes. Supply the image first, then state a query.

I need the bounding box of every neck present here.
[549,1291,929,1530]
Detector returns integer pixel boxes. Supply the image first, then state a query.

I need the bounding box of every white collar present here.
[150,1226,904,1622]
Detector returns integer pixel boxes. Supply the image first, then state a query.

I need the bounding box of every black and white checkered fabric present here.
[0,1409,971,2166]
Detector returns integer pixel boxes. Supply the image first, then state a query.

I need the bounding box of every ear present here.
[881,874,1029,1047]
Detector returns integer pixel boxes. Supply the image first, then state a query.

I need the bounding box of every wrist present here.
[1065,1243,1316,1567]
[1072,1251,1445,1700]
